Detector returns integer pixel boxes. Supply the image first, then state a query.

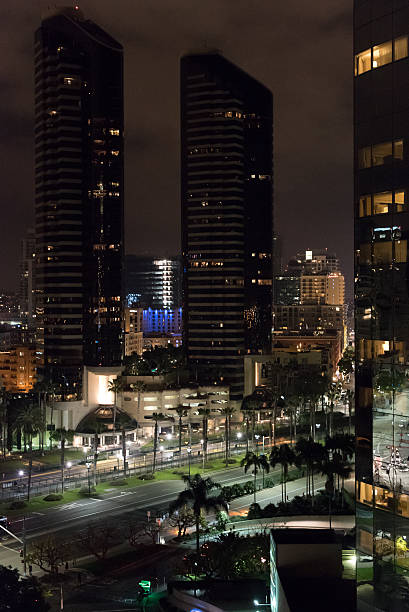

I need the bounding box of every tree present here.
[294,372,327,441]
[270,444,296,503]
[79,417,108,485]
[295,437,326,504]
[50,428,74,492]
[149,412,165,473]
[130,381,146,439]
[79,523,119,560]
[241,394,261,450]
[240,451,270,503]
[16,403,43,501]
[198,407,211,461]
[168,504,197,538]
[320,452,352,528]
[169,474,228,553]
[107,377,124,430]
[115,411,137,476]
[0,387,10,459]
[344,389,355,434]
[220,405,235,466]
[338,347,354,381]
[326,381,343,438]
[27,536,70,576]
[170,404,187,466]
[0,565,50,611]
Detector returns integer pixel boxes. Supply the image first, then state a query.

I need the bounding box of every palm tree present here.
[80,417,108,486]
[270,444,296,503]
[220,405,235,467]
[107,377,124,431]
[344,389,355,434]
[326,382,343,438]
[240,451,270,503]
[115,411,137,476]
[15,403,43,501]
[150,412,165,473]
[295,437,326,504]
[130,381,146,440]
[198,407,211,461]
[169,474,228,552]
[50,428,75,492]
[320,452,353,528]
[170,405,187,466]
[0,387,10,459]
[241,394,260,450]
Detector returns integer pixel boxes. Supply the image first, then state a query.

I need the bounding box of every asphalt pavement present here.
[0,462,323,570]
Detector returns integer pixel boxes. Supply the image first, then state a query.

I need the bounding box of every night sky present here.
[0,1,353,294]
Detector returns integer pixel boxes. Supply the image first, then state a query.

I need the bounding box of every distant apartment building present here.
[126,256,182,309]
[296,249,341,273]
[124,306,183,356]
[300,272,345,305]
[0,346,37,393]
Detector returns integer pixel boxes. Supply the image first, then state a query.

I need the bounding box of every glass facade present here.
[355,1,409,608]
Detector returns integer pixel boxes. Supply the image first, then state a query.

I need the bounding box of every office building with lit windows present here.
[34,7,123,398]
[125,256,182,310]
[181,53,273,400]
[354,2,409,609]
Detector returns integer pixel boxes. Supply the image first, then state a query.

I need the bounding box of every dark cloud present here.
[0,0,353,293]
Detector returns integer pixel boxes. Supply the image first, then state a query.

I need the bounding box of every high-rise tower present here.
[34,7,124,398]
[354,2,409,608]
[181,53,273,400]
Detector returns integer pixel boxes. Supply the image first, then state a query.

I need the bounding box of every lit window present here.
[64,77,74,86]
[373,192,392,215]
[355,48,371,75]
[394,36,408,61]
[373,41,392,68]
[358,146,371,169]
[109,129,120,136]
[111,150,119,156]
[359,195,371,217]
[395,190,406,212]
[394,139,404,160]
[372,141,393,166]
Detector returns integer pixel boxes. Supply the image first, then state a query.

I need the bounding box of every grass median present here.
[0,455,245,519]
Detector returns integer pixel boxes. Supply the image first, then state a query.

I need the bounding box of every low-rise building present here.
[0,345,37,392]
[119,375,230,435]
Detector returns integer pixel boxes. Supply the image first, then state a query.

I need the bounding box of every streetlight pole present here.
[200,439,205,471]
[187,446,191,477]
[85,462,91,496]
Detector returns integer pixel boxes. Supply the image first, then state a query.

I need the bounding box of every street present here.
[0,465,324,572]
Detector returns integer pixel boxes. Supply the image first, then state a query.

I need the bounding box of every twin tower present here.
[35,8,273,401]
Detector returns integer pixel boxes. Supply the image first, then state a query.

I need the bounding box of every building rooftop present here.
[271,528,338,545]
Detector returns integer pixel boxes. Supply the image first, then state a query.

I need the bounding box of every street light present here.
[85,462,91,496]
[166,433,172,441]
[200,439,204,471]
[187,446,192,477]
[66,461,72,481]
[236,432,242,439]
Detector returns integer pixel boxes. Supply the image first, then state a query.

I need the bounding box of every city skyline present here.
[0,0,352,291]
